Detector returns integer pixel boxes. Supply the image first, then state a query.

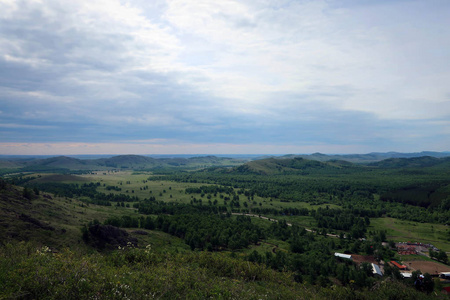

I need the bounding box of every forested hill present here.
[0,155,247,173]
[233,157,359,175]
[368,156,450,169]
[227,156,450,176]
[281,151,450,163]
[2,153,450,176]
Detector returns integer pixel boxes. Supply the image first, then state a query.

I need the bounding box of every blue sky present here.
[0,0,449,155]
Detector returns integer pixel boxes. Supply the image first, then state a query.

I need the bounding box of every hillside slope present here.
[369,156,450,169]
[282,151,450,163]
[0,178,165,250]
[0,155,248,173]
[233,157,360,175]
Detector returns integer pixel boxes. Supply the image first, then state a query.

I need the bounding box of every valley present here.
[1,153,450,299]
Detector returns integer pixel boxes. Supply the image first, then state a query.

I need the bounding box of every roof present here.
[391,261,407,269]
[334,253,352,260]
[371,263,383,276]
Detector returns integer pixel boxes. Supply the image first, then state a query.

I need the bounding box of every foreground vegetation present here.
[0,242,438,300]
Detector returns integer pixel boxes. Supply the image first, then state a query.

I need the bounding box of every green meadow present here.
[369,218,450,252]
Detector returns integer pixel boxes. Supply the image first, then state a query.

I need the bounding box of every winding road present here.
[231,212,340,238]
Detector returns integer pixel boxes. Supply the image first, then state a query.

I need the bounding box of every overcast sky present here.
[0,0,449,155]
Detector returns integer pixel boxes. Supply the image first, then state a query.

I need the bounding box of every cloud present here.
[0,0,449,154]
[0,141,374,155]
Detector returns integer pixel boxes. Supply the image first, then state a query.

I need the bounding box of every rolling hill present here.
[233,157,361,175]
[0,155,248,173]
[279,151,450,163]
[368,156,450,169]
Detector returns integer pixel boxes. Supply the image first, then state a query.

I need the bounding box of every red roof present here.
[391,261,407,269]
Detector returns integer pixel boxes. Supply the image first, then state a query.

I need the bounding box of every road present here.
[231,212,340,238]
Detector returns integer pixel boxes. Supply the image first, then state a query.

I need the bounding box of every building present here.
[334,253,352,260]
[390,260,407,270]
[371,263,383,276]
[400,272,413,278]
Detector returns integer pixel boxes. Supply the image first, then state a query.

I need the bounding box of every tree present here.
[22,187,33,200]
[422,273,434,294]
[144,216,155,230]
[438,251,448,264]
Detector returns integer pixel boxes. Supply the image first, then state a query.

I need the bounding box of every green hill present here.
[19,156,91,172]
[98,155,159,169]
[0,155,247,173]
[368,156,450,168]
[234,157,359,175]
[233,156,450,176]
[279,151,450,163]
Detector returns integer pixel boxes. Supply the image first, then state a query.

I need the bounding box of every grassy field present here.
[369,218,450,252]
[79,172,343,210]
[83,172,220,204]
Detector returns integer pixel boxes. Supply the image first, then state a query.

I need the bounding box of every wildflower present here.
[36,245,51,255]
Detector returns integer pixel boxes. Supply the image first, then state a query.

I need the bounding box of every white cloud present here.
[0,0,449,153]
[0,141,374,155]
[161,0,450,120]
[0,123,55,129]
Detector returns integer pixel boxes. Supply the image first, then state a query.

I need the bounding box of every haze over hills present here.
[368,156,450,169]
[278,151,450,163]
[223,156,450,176]
[0,154,249,173]
[0,151,449,174]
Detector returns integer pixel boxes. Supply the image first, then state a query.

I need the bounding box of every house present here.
[390,260,407,270]
[371,263,383,276]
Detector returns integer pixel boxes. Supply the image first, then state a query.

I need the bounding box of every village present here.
[334,241,450,294]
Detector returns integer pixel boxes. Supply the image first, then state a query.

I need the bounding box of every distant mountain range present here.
[228,155,450,175]
[0,154,248,172]
[276,151,450,163]
[0,151,449,173]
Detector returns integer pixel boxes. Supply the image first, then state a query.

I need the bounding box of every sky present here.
[0,0,449,155]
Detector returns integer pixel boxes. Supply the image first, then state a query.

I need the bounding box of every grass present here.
[369,217,450,253]
[81,172,217,204]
